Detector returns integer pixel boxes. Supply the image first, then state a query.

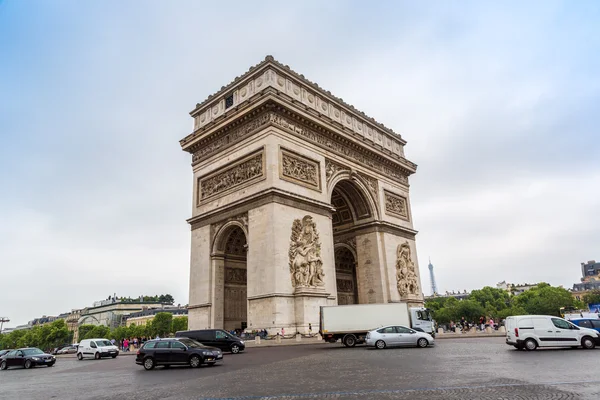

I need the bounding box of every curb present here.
[435,333,505,339]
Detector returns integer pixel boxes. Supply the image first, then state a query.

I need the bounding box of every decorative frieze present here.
[192,112,271,164]
[269,111,412,185]
[198,149,264,203]
[359,173,378,201]
[279,148,321,191]
[190,108,411,186]
[384,190,409,220]
[225,267,247,285]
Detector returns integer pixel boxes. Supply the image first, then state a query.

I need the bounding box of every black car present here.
[175,329,245,354]
[135,338,222,370]
[0,350,13,358]
[0,348,56,370]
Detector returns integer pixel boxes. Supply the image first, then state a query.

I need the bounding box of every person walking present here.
[308,323,312,335]
[123,338,129,352]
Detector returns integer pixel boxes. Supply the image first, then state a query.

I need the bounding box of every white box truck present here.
[319,303,434,347]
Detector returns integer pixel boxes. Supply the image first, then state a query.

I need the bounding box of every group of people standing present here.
[110,337,151,351]
[447,316,499,333]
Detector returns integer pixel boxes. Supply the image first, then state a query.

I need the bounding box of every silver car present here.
[365,325,434,349]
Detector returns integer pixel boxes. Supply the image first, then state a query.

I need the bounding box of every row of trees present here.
[426,283,585,324]
[117,294,175,304]
[0,320,72,351]
[0,314,188,351]
[78,314,188,342]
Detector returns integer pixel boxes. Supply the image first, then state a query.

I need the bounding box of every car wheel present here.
[513,344,524,350]
[417,338,429,348]
[143,357,155,370]
[375,340,386,349]
[47,362,55,367]
[0,361,7,370]
[582,336,596,349]
[230,344,240,354]
[94,352,101,360]
[24,360,32,369]
[207,362,216,367]
[524,338,538,351]
[189,355,201,368]
[77,353,83,360]
[111,355,117,359]
[343,334,357,347]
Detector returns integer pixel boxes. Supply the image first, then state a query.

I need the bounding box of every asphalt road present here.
[1,337,599,400]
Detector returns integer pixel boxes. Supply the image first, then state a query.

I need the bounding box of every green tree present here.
[151,312,173,337]
[582,290,600,306]
[469,287,510,312]
[78,325,96,340]
[513,284,576,316]
[171,317,188,333]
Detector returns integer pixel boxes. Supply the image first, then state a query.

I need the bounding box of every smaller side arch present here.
[212,221,249,255]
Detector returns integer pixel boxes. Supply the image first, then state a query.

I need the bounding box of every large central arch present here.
[330,174,380,305]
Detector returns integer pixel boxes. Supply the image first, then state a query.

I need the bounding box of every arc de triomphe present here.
[180,56,424,333]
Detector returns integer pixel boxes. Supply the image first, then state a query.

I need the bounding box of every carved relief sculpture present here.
[289,215,325,288]
[198,150,264,202]
[280,149,321,190]
[396,241,419,297]
[385,191,409,220]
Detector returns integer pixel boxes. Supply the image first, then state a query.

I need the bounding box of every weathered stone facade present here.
[181,56,424,334]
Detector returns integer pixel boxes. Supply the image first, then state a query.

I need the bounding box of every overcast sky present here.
[1,1,599,327]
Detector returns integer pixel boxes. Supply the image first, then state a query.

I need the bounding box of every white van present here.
[77,338,119,360]
[505,315,600,351]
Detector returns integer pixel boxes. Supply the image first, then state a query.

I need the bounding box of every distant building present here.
[79,301,176,329]
[425,289,470,301]
[125,308,188,327]
[571,260,600,302]
[496,281,539,296]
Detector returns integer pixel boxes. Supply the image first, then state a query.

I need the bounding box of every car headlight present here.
[240,340,244,345]
[32,357,40,361]
[202,351,213,355]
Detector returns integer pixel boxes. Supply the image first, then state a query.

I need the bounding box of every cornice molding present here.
[188,187,336,231]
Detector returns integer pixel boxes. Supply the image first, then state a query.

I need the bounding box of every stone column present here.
[211,255,225,329]
[355,232,387,304]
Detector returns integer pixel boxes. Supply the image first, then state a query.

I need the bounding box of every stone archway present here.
[330,177,377,305]
[210,222,248,330]
[334,245,358,305]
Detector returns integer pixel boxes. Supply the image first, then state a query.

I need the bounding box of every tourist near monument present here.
[180,56,424,333]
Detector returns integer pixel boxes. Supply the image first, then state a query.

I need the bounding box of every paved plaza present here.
[1,338,599,399]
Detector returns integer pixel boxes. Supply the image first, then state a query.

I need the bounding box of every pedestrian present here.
[123,338,129,352]
[489,318,495,330]
[479,316,485,331]
[133,337,138,349]
[281,327,285,337]
[308,323,312,335]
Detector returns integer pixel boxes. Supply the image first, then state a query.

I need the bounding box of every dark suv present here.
[135,338,222,370]
[175,329,245,354]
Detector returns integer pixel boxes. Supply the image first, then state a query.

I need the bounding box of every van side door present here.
[530,317,554,347]
[551,318,579,346]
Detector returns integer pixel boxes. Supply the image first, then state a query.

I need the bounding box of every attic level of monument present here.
[179,56,416,173]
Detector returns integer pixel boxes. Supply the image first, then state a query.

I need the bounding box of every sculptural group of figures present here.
[396,241,419,296]
[289,216,325,288]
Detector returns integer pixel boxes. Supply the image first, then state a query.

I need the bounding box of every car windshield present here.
[178,338,207,349]
[95,340,112,347]
[22,348,44,356]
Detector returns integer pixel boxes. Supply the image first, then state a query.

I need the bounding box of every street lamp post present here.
[0,317,9,332]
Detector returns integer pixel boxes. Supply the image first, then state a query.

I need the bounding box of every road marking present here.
[199,379,600,399]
